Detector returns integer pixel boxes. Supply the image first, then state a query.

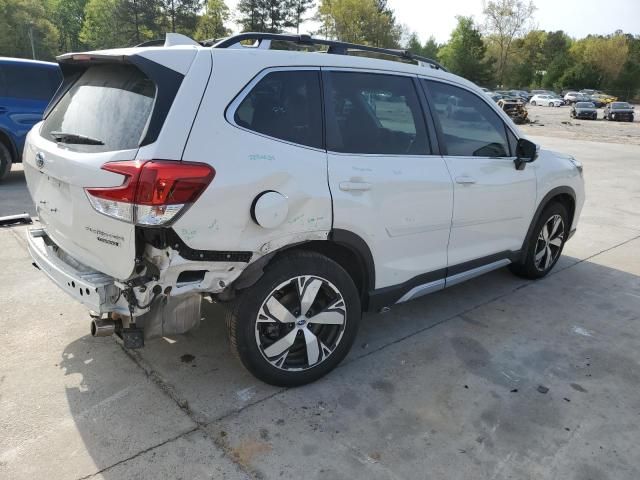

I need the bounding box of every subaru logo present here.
[35,152,45,169]
[296,318,306,326]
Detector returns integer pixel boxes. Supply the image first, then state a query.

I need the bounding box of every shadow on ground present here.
[59,253,640,479]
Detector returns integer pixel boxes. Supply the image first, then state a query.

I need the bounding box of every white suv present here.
[24,33,585,386]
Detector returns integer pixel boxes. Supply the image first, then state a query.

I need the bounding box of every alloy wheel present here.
[255,275,347,371]
[534,214,565,271]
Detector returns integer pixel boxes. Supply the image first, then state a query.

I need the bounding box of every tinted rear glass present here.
[234,70,323,149]
[41,64,156,152]
[0,63,61,100]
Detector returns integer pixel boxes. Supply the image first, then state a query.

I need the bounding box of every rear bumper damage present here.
[27,228,125,314]
[27,226,249,346]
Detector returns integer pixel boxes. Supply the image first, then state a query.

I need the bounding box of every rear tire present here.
[510,202,569,280]
[531,101,537,106]
[0,142,12,181]
[224,250,361,386]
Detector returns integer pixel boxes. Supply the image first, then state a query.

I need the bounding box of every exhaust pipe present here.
[91,318,116,337]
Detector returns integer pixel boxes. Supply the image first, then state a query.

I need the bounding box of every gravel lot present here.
[1,132,640,479]
[521,104,640,145]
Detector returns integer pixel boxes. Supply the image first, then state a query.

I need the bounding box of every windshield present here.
[612,102,631,109]
[576,102,595,108]
[41,64,156,152]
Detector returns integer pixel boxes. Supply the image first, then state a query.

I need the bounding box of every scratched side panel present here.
[175,51,332,255]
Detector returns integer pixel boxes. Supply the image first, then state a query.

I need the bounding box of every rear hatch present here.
[24,55,185,279]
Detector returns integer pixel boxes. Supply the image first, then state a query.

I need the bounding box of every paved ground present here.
[1,135,639,479]
[521,104,639,145]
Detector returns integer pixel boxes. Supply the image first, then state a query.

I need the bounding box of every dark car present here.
[571,102,598,120]
[0,57,62,180]
[604,102,635,122]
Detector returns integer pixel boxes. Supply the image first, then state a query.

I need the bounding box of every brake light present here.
[85,160,215,225]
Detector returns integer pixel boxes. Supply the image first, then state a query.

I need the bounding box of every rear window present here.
[0,63,61,100]
[41,64,156,152]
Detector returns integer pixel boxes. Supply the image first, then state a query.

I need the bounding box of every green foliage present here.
[80,0,123,49]
[438,16,493,85]
[317,0,402,48]
[483,0,536,84]
[158,0,202,34]
[405,33,440,60]
[0,0,59,60]
[196,0,230,40]
[237,0,300,33]
[51,0,88,52]
[0,0,638,101]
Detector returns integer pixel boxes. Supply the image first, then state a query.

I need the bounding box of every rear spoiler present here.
[44,53,184,148]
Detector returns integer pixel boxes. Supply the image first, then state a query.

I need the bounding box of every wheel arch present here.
[227,229,376,310]
[520,186,576,260]
[0,128,18,163]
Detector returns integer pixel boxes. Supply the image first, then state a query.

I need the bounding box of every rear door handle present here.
[455,176,477,185]
[339,181,372,192]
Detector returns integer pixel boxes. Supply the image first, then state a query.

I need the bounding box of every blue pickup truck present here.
[0,57,62,180]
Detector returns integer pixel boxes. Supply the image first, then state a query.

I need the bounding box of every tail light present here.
[85,160,215,225]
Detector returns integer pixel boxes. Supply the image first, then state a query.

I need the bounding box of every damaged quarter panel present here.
[173,51,332,273]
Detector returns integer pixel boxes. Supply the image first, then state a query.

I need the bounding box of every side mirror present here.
[514,138,538,170]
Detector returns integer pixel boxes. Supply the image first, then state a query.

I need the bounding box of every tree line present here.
[1,0,638,99]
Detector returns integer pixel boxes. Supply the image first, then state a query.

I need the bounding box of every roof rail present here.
[203,32,447,71]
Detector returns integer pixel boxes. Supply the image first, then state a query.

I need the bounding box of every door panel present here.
[422,79,536,267]
[324,71,453,289]
[444,156,536,265]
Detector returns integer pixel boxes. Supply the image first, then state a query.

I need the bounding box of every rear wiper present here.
[50,131,104,145]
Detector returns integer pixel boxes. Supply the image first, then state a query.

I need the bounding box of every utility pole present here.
[28,23,36,59]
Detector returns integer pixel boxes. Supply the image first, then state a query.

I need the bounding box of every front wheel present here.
[531,101,537,106]
[510,202,569,279]
[225,251,361,386]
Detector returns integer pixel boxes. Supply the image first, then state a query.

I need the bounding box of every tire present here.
[531,101,537,106]
[0,142,12,181]
[225,250,361,386]
[509,202,569,280]
[548,102,553,107]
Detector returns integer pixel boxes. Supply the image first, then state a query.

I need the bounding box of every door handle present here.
[339,181,372,192]
[455,176,477,185]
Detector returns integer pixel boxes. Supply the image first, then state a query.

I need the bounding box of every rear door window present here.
[234,70,323,149]
[41,64,156,152]
[0,63,61,100]
[324,71,429,155]
[423,80,511,157]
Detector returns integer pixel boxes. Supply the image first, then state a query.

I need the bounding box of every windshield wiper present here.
[50,131,104,145]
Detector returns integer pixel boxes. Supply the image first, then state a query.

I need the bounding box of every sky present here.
[224,0,640,44]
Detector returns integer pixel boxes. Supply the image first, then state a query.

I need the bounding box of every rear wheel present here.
[531,101,537,106]
[225,251,361,386]
[0,142,12,180]
[510,202,569,279]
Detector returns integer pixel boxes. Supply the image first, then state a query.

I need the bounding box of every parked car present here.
[586,95,606,108]
[563,91,590,104]
[570,102,598,120]
[603,102,635,121]
[531,89,554,96]
[25,33,585,386]
[498,98,528,124]
[509,90,532,101]
[592,92,617,105]
[0,57,61,180]
[530,94,563,107]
